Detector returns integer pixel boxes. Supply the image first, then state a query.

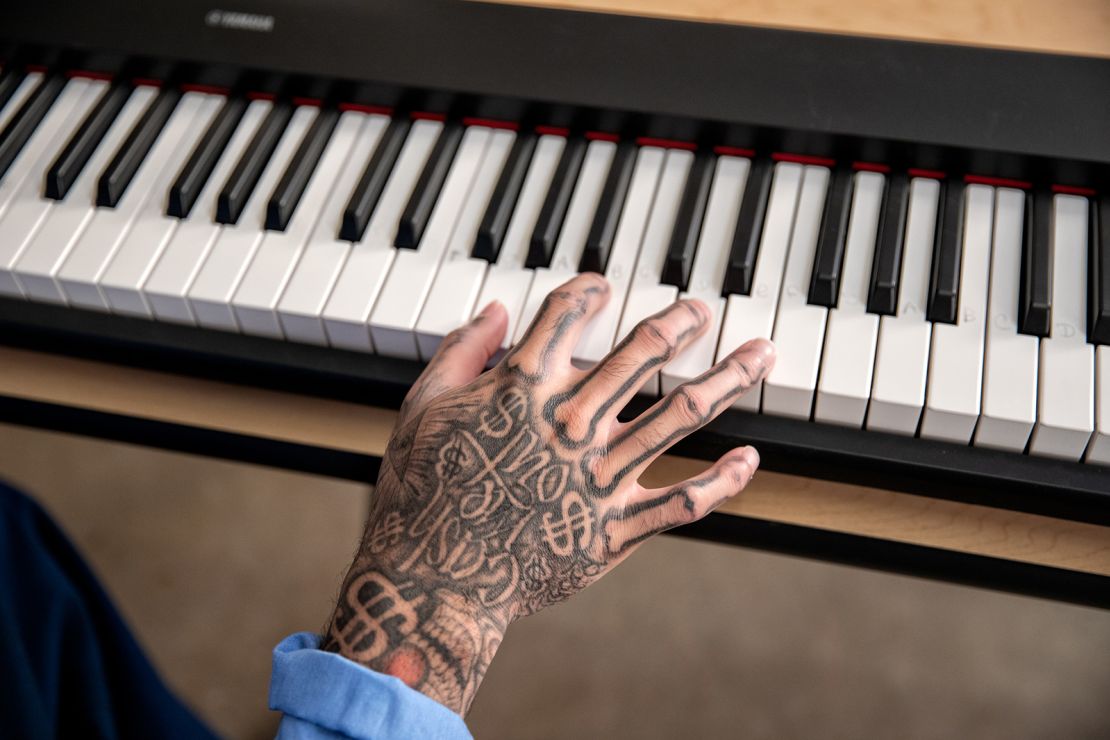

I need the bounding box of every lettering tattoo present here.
[323,275,771,714]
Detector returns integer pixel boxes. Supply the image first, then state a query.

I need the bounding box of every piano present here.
[2,0,1108,605]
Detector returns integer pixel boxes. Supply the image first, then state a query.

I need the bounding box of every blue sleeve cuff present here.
[270,632,473,740]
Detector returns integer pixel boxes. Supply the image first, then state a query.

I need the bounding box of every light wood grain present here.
[4,346,1107,576]
[0,347,392,456]
[491,0,1110,57]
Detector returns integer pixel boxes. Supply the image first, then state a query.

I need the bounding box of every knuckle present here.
[631,318,678,358]
[678,491,702,522]
[574,271,609,293]
[724,354,759,389]
[671,385,710,426]
[540,289,583,316]
[724,457,752,488]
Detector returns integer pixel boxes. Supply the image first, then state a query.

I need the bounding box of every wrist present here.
[323,565,506,714]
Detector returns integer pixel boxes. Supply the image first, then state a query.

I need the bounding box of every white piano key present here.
[0,72,42,135]
[813,171,886,426]
[414,128,516,359]
[187,105,318,330]
[0,78,107,296]
[370,125,492,358]
[974,188,1039,450]
[762,165,831,419]
[920,184,995,443]
[719,161,804,411]
[572,146,665,368]
[472,133,566,355]
[142,99,272,324]
[615,149,693,394]
[661,155,750,395]
[321,119,442,352]
[231,111,364,338]
[0,77,95,222]
[866,177,940,434]
[98,96,227,316]
[1087,346,1110,465]
[276,113,390,345]
[513,139,617,345]
[56,91,215,311]
[11,86,158,303]
[1029,194,1094,460]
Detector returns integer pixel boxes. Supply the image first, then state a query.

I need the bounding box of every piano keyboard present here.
[0,68,1107,466]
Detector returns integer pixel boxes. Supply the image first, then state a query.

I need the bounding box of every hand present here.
[323,273,775,713]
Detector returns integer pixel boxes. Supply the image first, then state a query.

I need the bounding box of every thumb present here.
[399,301,508,421]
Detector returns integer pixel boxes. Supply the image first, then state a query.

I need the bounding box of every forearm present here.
[322,563,506,715]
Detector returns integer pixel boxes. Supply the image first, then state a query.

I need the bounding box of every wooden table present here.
[2,1,1108,606]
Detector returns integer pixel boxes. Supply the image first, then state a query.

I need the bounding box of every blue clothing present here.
[270,633,472,740]
[0,478,469,739]
[0,480,216,739]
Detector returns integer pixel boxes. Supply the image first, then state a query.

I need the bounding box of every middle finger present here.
[594,338,775,490]
[543,299,710,448]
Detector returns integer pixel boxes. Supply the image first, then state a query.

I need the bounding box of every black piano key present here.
[722,157,774,296]
[866,173,908,315]
[473,132,536,262]
[96,86,180,208]
[265,107,339,231]
[216,101,293,225]
[0,74,65,183]
[45,82,130,201]
[579,140,636,274]
[168,96,247,218]
[0,69,22,115]
[339,117,410,242]
[661,150,715,290]
[395,121,463,248]
[527,137,586,268]
[1018,190,1053,337]
[806,167,854,306]
[926,179,966,324]
[1091,197,1110,345]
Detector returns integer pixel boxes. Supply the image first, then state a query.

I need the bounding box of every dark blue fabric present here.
[0,480,216,740]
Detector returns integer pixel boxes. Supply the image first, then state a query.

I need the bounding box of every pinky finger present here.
[600,446,759,558]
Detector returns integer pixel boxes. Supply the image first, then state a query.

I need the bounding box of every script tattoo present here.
[323,278,768,715]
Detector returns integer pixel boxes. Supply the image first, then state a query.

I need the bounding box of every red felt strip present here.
[1051,184,1097,197]
[67,69,114,82]
[963,174,1032,189]
[852,161,891,173]
[534,125,570,137]
[635,136,697,151]
[339,102,394,115]
[907,168,947,179]
[585,130,620,142]
[462,116,519,131]
[772,152,835,167]
[713,145,755,158]
[180,83,230,95]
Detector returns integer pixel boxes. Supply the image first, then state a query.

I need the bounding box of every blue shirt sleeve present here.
[269,632,473,740]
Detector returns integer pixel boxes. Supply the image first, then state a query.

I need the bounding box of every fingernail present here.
[737,338,776,374]
[476,300,502,319]
[743,445,760,472]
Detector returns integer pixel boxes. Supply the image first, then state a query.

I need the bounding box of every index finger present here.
[505,273,610,380]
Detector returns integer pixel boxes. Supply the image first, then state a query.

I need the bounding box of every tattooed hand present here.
[323,273,775,714]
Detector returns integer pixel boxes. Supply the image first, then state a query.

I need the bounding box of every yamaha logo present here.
[205,9,275,32]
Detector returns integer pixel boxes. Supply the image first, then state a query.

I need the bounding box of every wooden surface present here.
[4,346,1108,577]
[493,0,1110,58]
